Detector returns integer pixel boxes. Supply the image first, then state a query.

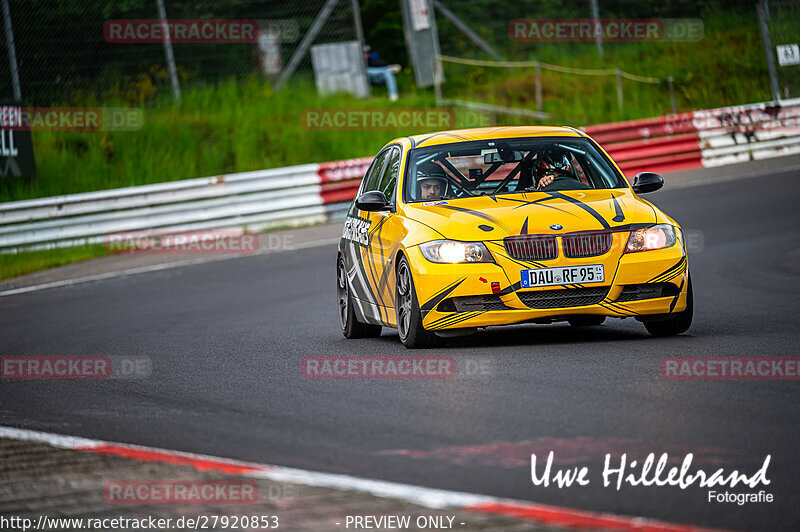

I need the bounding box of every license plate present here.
[520,264,605,288]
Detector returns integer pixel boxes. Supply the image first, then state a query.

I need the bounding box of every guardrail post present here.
[616,68,623,112]
[535,62,543,112]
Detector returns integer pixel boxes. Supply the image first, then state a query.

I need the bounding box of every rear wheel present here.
[395,257,437,349]
[643,275,693,337]
[337,256,382,339]
[568,316,606,327]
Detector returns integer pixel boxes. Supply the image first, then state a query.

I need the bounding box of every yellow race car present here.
[336,126,692,348]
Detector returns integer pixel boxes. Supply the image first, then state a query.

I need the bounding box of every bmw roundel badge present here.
[550,224,563,230]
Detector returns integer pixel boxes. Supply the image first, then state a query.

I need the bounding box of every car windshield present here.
[404,137,627,203]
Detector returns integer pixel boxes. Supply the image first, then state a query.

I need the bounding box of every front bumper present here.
[405,236,689,331]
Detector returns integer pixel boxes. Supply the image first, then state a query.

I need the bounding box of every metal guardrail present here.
[0,158,371,252]
[583,98,800,177]
[1,99,799,252]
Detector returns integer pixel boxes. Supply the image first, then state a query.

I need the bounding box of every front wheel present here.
[395,257,437,349]
[337,256,382,339]
[643,275,693,336]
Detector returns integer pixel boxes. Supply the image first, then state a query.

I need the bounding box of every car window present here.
[377,147,400,202]
[404,138,627,202]
[360,149,391,194]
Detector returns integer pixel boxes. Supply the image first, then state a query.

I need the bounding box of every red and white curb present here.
[0,425,729,532]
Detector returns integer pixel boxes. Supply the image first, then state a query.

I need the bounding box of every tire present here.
[643,275,693,337]
[337,255,382,339]
[568,316,606,327]
[395,256,438,349]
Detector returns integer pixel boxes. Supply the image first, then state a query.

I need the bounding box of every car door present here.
[342,148,392,325]
[364,145,405,326]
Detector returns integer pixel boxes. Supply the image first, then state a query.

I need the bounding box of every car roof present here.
[389,126,585,149]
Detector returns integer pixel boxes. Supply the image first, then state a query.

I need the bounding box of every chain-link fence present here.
[767,0,800,99]
[0,0,361,105]
[431,0,779,121]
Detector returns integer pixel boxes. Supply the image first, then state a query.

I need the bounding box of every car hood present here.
[402,189,657,241]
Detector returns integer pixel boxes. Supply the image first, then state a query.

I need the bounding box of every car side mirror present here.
[355,190,391,212]
[632,172,664,194]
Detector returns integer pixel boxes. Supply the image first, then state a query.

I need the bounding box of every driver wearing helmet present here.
[416,162,448,200]
[534,150,589,191]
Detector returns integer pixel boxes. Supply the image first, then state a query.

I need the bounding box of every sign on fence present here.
[777,44,800,66]
[0,102,36,179]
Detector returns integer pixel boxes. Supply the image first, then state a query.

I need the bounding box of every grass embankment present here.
[0,245,108,281]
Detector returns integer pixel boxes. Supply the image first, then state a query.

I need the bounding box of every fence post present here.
[1,0,21,100]
[668,75,676,114]
[275,0,339,90]
[616,68,623,112]
[757,0,780,102]
[590,0,603,60]
[535,62,542,113]
[156,0,181,103]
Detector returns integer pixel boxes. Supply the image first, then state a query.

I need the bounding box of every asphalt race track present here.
[2,169,799,531]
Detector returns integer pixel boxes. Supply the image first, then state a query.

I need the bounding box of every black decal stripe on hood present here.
[541,191,611,229]
[499,195,579,217]
[420,277,466,314]
[439,204,502,224]
[508,196,580,217]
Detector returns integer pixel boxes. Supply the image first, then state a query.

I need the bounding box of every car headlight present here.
[419,240,493,263]
[625,224,677,253]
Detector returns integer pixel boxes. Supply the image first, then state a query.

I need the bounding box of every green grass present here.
[0,244,109,281]
[0,79,470,202]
